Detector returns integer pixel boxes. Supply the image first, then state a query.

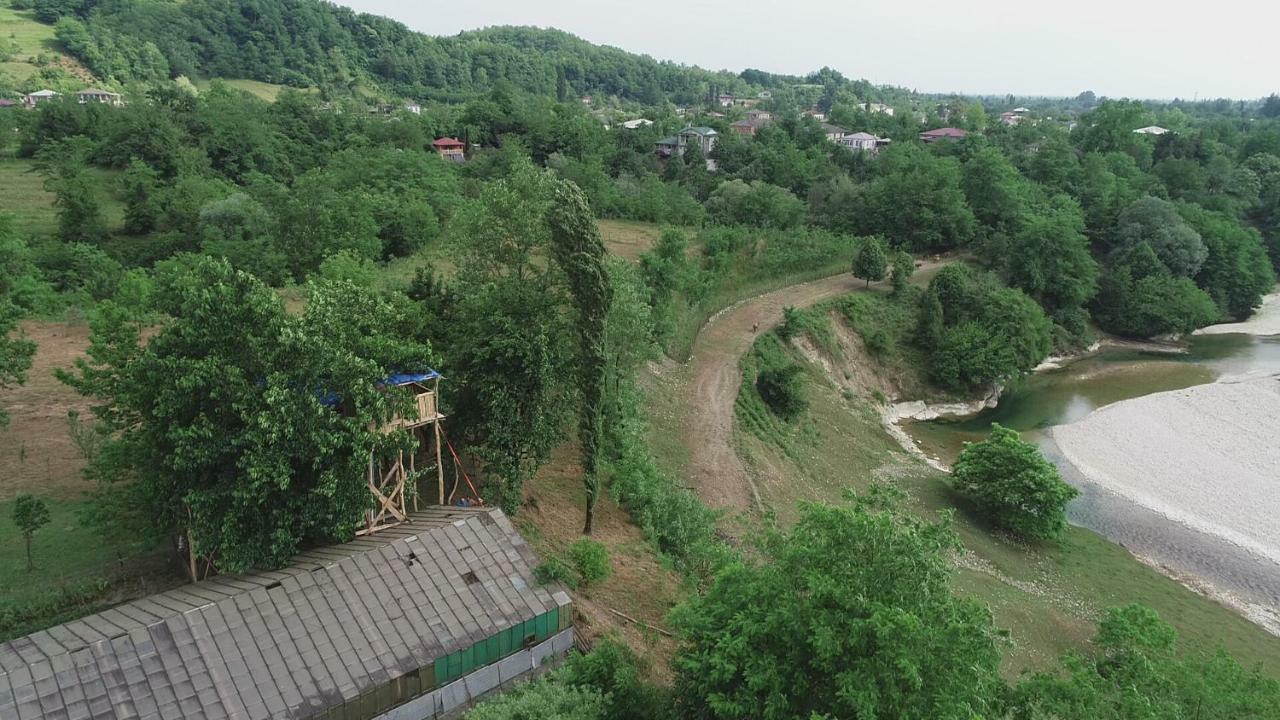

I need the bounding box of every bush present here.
[952,423,1079,540]
[567,538,612,586]
[464,679,606,720]
[534,557,578,589]
[755,362,807,421]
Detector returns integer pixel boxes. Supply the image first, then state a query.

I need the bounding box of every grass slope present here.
[734,295,1280,676]
[0,159,125,238]
[0,3,93,85]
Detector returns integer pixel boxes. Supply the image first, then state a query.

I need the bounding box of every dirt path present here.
[684,263,943,512]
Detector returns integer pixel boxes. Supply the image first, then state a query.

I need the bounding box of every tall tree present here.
[59,256,434,573]
[547,179,613,534]
[851,235,888,287]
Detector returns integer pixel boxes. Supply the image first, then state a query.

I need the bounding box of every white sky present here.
[337,0,1279,100]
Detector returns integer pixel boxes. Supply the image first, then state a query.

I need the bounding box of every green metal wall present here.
[307,602,572,720]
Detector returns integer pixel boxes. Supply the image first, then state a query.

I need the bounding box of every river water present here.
[904,333,1280,629]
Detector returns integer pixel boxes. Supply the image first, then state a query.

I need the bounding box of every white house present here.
[841,131,886,152]
[22,89,59,108]
[1134,125,1170,135]
[620,118,654,129]
[820,123,850,144]
[865,102,894,116]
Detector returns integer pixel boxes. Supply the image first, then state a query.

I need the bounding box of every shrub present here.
[952,423,1079,540]
[534,556,577,589]
[755,362,807,421]
[567,538,613,586]
[464,679,606,720]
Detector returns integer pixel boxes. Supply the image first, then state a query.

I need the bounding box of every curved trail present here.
[683,262,943,513]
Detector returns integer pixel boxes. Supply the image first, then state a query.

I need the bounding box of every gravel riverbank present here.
[1195,291,1280,337]
[1050,375,1280,628]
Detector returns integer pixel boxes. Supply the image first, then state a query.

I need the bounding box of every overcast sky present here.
[337,0,1277,100]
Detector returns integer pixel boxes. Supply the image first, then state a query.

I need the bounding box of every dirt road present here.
[681,262,945,513]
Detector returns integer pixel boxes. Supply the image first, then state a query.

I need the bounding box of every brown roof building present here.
[0,507,572,720]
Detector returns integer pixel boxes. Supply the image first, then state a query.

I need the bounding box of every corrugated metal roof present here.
[0,507,562,720]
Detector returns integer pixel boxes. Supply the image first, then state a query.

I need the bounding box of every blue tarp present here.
[380,370,440,387]
[315,369,439,407]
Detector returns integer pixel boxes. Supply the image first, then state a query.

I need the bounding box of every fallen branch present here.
[608,607,675,637]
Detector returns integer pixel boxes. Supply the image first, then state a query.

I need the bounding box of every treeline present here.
[26,0,751,103]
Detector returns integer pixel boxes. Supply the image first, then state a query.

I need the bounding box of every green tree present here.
[1012,604,1280,718]
[704,179,806,229]
[851,235,888,287]
[547,178,613,534]
[858,144,976,251]
[962,144,1028,232]
[1005,198,1099,313]
[119,159,162,235]
[671,490,1003,720]
[12,494,51,572]
[952,423,1078,540]
[1114,196,1207,277]
[890,249,915,295]
[59,256,434,573]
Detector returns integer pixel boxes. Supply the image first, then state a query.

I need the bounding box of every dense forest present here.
[3,0,1280,716]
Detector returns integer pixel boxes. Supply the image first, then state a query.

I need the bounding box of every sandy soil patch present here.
[1052,376,1280,566]
[0,321,94,500]
[1196,291,1280,337]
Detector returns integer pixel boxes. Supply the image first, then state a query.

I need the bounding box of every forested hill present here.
[36,0,754,102]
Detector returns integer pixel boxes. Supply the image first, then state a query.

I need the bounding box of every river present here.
[903,332,1280,631]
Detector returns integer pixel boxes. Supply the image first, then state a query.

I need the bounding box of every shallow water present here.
[904,333,1280,625]
[906,334,1280,462]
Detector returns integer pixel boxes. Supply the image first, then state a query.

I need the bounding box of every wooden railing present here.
[375,391,440,432]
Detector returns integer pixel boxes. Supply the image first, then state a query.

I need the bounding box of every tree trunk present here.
[582,478,596,535]
[25,535,33,572]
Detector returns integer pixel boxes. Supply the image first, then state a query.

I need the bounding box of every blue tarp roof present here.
[316,369,439,407]
[380,370,440,386]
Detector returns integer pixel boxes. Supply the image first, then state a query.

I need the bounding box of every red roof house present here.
[919,127,969,143]
[432,137,466,161]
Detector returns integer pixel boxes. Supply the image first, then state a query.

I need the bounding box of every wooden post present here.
[434,420,445,505]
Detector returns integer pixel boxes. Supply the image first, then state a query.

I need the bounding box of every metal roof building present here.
[0,507,573,720]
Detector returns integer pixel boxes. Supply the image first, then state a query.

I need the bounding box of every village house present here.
[757,90,772,99]
[802,107,827,122]
[403,102,422,115]
[920,127,969,143]
[864,102,894,116]
[432,137,466,161]
[717,93,734,107]
[999,111,1021,126]
[0,506,575,720]
[0,98,17,109]
[22,89,59,108]
[730,118,765,136]
[620,118,654,129]
[820,123,850,143]
[655,125,718,158]
[841,131,889,153]
[746,108,772,122]
[1134,125,1170,135]
[75,88,123,106]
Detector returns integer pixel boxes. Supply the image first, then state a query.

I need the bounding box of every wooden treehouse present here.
[362,371,448,535]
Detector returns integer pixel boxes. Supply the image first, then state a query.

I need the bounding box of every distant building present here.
[865,102,894,116]
[999,111,1022,126]
[432,137,466,161]
[620,118,654,129]
[730,117,768,137]
[22,89,59,108]
[1012,106,1031,114]
[0,506,574,720]
[655,126,718,158]
[757,90,772,99]
[820,123,850,143]
[802,107,827,122]
[919,127,969,143]
[717,94,734,107]
[1133,125,1170,135]
[75,88,122,106]
[403,102,422,114]
[746,108,772,122]
[0,98,17,108]
[842,131,888,152]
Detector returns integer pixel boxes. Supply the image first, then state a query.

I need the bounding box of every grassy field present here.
[0,3,93,85]
[0,158,126,238]
[732,301,1280,677]
[193,78,316,102]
